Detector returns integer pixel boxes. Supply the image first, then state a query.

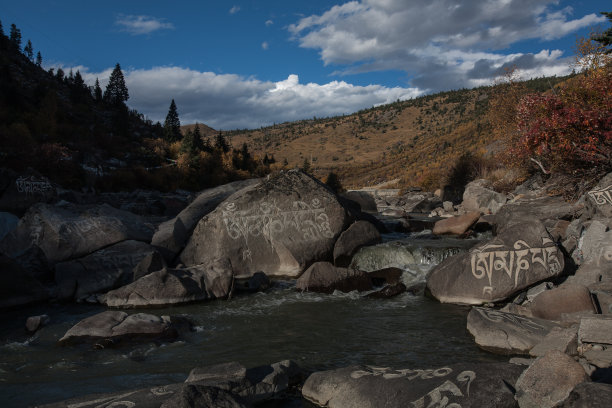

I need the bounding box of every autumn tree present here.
[103,63,129,106]
[163,99,181,142]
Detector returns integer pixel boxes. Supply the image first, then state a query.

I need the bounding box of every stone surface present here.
[54,240,159,301]
[0,170,57,215]
[529,326,578,357]
[0,211,18,241]
[132,251,166,281]
[560,382,612,408]
[295,262,373,294]
[467,307,560,355]
[526,281,553,302]
[462,179,507,214]
[0,203,154,265]
[582,349,612,368]
[341,191,378,213]
[180,170,351,278]
[427,222,564,305]
[58,311,183,346]
[396,192,442,213]
[302,362,523,408]
[366,267,403,286]
[366,282,407,298]
[152,179,259,261]
[515,350,589,408]
[102,261,233,308]
[432,211,480,235]
[492,196,577,233]
[26,314,50,332]
[333,221,381,267]
[160,385,249,408]
[585,172,612,219]
[233,271,271,293]
[578,316,612,345]
[0,254,48,309]
[530,284,596,321]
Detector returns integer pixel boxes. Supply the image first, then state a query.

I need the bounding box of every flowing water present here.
[0,232,501,407]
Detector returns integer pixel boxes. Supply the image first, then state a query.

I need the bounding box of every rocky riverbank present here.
[1,168,611,407]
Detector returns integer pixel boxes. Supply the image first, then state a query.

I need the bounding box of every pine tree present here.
[93,78,103,102]
[73,70,85,89]
[215,132,230,153]
[163,99,181,142]
[0,19,4,37]
[302,157,311,173]
[9,24,21,49]
[192,123,203,151]
[103,63,129,105]
[592,11,612,53]
[35,51,42,66]
[180,123,204,156]
[23,39,33,61]
[56,68,64,81]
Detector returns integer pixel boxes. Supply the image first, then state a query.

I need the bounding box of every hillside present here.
[220,76,571,190]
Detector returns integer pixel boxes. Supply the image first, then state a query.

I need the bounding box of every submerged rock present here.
[295,262,372,294]
[333,220,381,267]
[180,170,351,278]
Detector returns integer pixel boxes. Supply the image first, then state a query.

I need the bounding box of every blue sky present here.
[1,0,608,129]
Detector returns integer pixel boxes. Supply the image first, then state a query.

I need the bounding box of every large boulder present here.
[333,221,381,267]
[160,385,249,408]
[467,307,561,355]
[530,284,597,321]
[515,350,589,408]
[462,179,507,214]
[427,221,564,305]
[0,254,48,309]
[432,211,480,235]
[492,196,577,233]
[295,262,373,294]
[152,179,259,261]
[102,261,233,308]
[585,172,612,219]
[302,363,523,408]
[0,203,154,266]
[54,240,160,301]
[180,170,351,278]
[341,191,378,213]
[0,169,57,215]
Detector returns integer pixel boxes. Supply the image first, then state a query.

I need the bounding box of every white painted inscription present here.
[471,238,561,296]
[588,185,612,206]
[476,308,546,332]
[15,176,53,196]
[222,199,333,243]
[351,366,453,381]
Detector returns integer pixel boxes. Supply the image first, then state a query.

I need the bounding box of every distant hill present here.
[180,122,217,139]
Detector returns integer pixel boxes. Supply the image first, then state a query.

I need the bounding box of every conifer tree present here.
[93,78,103,102]
[180,123,204,156]
[103,63,129,105]
[592,11,612,53]
[23,39,33,60]
[73,70,85,89]
[9,24,21,49]
[215,132,230,153]
[35,51,42,66]
[0,19,4,37]
[163,99,181,142]
[302,157,311,174]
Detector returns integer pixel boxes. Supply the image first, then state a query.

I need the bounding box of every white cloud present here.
[115,15,174,35]
[289,0,605,90]
[229,6,241,15]
[265,20,274,27]
[67,65,421,130]
[261,41,269,50]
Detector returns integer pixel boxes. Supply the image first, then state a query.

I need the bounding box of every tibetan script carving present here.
[15,176,53,196]
[588,185,612,206]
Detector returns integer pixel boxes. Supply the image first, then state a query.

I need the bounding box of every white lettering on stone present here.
[350,366,453,381]
[15,176,53,196]
[476,308,546,332]
[588,185,612,206]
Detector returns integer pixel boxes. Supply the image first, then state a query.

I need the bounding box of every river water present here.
[0,232,503,407]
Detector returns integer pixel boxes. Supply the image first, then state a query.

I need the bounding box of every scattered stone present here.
[302,362,523,408]
[560,382,612,408]
[515,350,589,408]
[102,261,233,308]
[26,314,50,332]
[529,327,578,357]
[432,211,480,235]
[530,284,597,321]
[333,221,381,267]
[467,307,560,355]
[578,316,612,346]
[295,262,372,294]
[462,179,507,214]
[526,281,553,303]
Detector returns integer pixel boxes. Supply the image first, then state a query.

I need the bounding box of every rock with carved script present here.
[302,362,523,408]
[585,172,612,219]
[426,221,564,305]
[179,170,351,278]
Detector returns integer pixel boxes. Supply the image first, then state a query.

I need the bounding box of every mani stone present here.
[578,316,612,345]
[530,284,597,321]
[426,221,564,305]
[432,211,480,235]
[179,170,351,279]
[333,220,381,267]
[515,350,589,408]
[466,307,560,355]
[585,172,612,219]
[295,262,373,294]
[302,362,523,408]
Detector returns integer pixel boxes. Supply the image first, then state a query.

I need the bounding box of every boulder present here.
[529,326,578,357]
[180,170,351,278]
[54,240,160,301]
[302,362,523,408]
[427,222,564,305]
[160,385,249,408]
[560,382,612,408]
[397,192,442,213]
[295,262,373,294]
[102,261,233,308]
[233,271,270,293]
[515,350,589,408]
[341,191,378,213]
[333,221,381,267]
[585,172,612,219]
[432,211,480,235]
[0,254,48,309]
[26,314,50,333]
[152,179,259,261]
[58,311,185,346]
[0,203,154,266]
[0,170,57,215]
[492,196,577,233]
[367,267,403,286]
[132,251,166,281]
[0,211,18,241]
[467,307,561,355]
[578,316,612,345]
[462,179,507,214]
[530,284,597,321]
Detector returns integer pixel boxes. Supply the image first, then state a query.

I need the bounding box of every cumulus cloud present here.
[65,65,420,130]
[265,20,274,27]
[115,15,174,35]
[261,41,269,50]
[289,0,605,90]
[229,6,241,15]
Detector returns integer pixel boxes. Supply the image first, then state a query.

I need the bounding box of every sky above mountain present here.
[2,0,608,129]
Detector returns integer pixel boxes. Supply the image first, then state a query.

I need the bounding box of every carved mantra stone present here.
[427,221,564,305]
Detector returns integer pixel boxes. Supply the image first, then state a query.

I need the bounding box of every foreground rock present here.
[54,240,160,301]
[427,221,564,305]
[102,261,233,308]
[560,382,612,408]
[432,211,480,235]
[295,262,373,294]
[585,172,612,219]
[0,203,154,265]
[302,362,523,408]
[152,179,259,262]
[180,170,351,278]
[333,221,381,267]
[467,307,560,355]
[0,254,48,308]
[530,284,597,321]
[58,311,188,346]
[462,179,507,214]
[515,350,589,408]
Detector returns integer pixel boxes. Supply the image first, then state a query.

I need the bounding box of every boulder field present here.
[3,169,612,407]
